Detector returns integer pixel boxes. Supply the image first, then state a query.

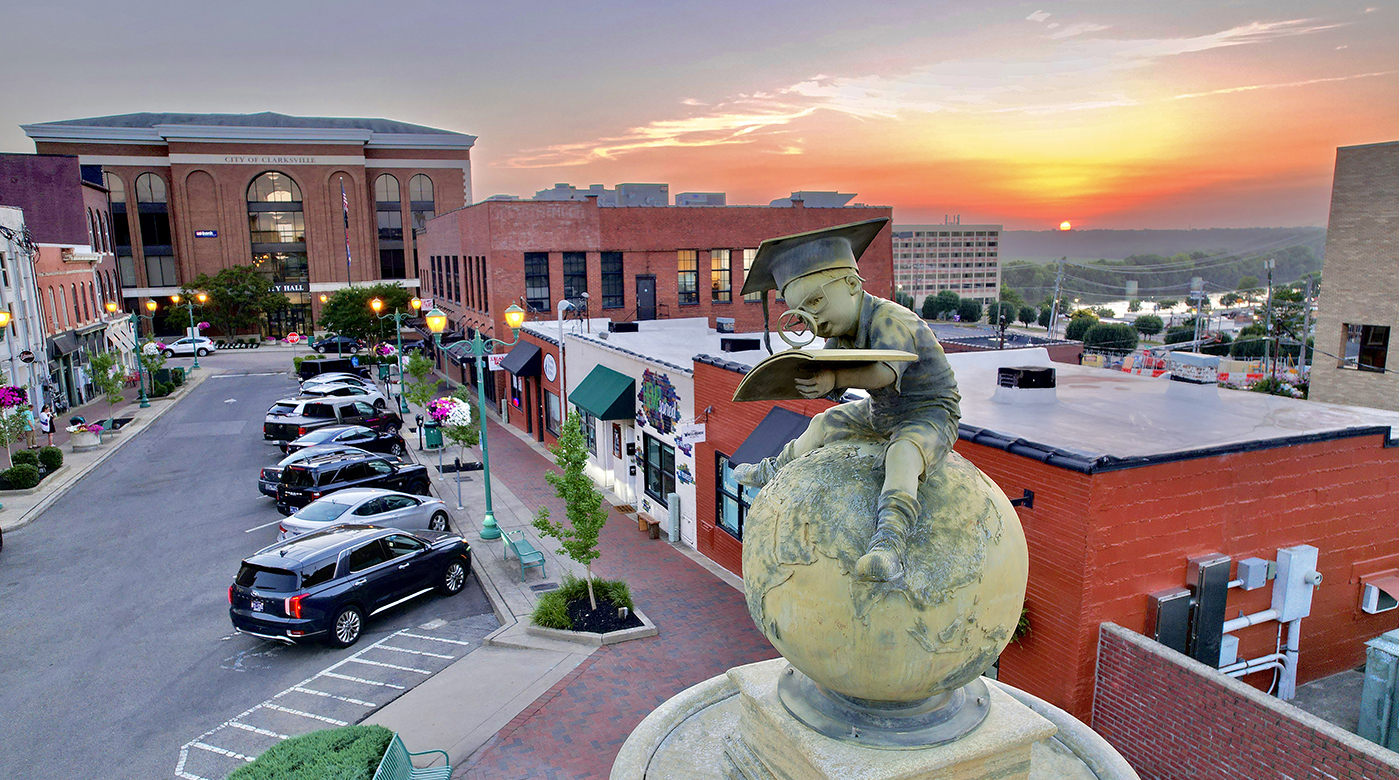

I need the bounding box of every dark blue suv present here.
[229,525,471,647]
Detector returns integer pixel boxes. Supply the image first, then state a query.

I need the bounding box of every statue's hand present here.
[795,370,836,399]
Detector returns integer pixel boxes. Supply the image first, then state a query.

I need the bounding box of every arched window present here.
[409,174,435,231]
[135,173,167,203]
[375,174,405,279]
[58,286,68,329]
[248,171,308,339]
[134,172,175,286]
[104,173,134,289]
[88,281,97,318]
[73,283,82,324]
[88,208,97,248]
[47,287,57,330]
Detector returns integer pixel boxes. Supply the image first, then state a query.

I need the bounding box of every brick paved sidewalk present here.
[455,418,778,780]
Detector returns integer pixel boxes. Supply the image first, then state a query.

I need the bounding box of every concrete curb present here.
[526,607,658,646]
[0,368,214,533]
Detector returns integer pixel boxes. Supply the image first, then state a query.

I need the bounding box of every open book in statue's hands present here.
[732,348,917,402]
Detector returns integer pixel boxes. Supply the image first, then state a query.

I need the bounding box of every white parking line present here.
[228,721,288,740]
[292,686,376,707]
[192,742,253,762]
[263,702,348,726]
[319,670,406,689]
[376,644,454,659]
[244,518,282,533]
[399,631,474,646]
[346,656,432,674]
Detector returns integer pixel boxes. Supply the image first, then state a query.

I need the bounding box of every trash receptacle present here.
[423,421,443,449]
[69,415,86,427]
[378,363,392,380]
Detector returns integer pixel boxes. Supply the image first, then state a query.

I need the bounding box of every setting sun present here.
[1059,221,1072,231]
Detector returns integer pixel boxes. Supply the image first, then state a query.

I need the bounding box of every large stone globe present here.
[743,442,1027,703]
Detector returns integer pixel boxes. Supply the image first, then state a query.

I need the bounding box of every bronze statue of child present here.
[733,218,961,583]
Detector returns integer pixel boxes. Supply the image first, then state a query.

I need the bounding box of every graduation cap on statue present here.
[740,217,889,298]
[741,217,889,353]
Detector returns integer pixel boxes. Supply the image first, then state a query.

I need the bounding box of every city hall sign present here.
[222,155,319,165]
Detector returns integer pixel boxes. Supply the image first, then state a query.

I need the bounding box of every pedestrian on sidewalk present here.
[22,406,37,449]
[38,404,52,447]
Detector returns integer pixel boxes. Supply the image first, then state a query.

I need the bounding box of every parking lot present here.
[0,356,497,780]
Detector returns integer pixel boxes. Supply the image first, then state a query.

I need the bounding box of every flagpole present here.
[341,177,352,287]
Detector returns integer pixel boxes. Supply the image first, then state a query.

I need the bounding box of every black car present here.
[265,398,402,443]
[297,357,372,382]
[312,335,365,354]
[259,444,370,498]
[229,525,471,647]
[283,425,406,457]
[276,450,431,514]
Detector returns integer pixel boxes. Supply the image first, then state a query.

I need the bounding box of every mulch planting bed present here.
[566,597,644,634]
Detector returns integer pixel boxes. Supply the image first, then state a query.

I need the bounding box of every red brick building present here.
[691,347,1397,723]
[22,112,474,336]
[414,196,894,363]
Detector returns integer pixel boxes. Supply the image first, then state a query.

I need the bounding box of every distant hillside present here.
[1000,227,1327,264]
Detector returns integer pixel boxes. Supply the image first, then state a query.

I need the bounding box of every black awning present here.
[500,341,542,376]
[49,332,79,358]
[729,407,811,465]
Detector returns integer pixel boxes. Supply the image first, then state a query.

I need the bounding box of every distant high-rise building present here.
[768,191,856,208]
[674,192,726,206]
[892,222,1002,308]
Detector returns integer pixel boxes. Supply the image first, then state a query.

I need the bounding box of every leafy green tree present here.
[0,409,28,467]
[892,290,916,312]
[1064,314,1099,341]
[956,298,982,323]
[1156,299,1179,309]
[932,291,960,319]
[1082,323,1139,351]
[1091,306,1116,319]
[319,283,415,342]
[986,301,1017,326]
[1133,314,1164,336]
[532,413,611,611]
[919,295,939,320]
[1221,292,1244,306]
[1230,324,1268,358]
[401,353,441,412]
[180,265,289,338]
[1018,306,1037,326]
[998,285,1026,311]
[88,349,126,424]
[1037,307,1052,328]
[1127,299,1142,313]
[1236,275,1260,291]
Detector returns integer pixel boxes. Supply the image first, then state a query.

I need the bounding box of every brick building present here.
[413,195,893,378]
[21,112,474,337]
[0,153,126,407]
[893,221,1003,307]
[1310,141,1398,411]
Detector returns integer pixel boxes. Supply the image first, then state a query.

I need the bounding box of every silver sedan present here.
[276,488,452,541]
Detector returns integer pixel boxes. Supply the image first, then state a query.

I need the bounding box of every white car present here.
[276,488,452,541]
[161,337,216,357]
[297,382,387,409]
[301,373,375,391]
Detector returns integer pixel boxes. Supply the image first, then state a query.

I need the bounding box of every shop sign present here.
[486,354,506,371]
[675,422,705,445]
[18,350,34,364]
[638,369,680,434]
[194,230,217,238]
[271,282,309,293]
[543,354,558,383]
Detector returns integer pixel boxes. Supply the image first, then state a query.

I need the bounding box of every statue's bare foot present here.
[856,547,904,582]
[734,457,778,488]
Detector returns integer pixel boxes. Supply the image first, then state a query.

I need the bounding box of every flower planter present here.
[70,430,102,450]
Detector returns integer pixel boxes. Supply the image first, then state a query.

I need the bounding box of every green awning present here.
[569,365,635,421]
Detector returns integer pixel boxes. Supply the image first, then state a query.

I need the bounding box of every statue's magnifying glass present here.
[778,308,818,348]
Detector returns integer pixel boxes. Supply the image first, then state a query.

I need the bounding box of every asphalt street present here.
[0,352,496,780]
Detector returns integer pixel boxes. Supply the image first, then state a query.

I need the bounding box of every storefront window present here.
[711,249,731,302]
[715,452,759,539]
[545,390,561,436]
[677,250,699,305]
[644,434,675,503]
[576,408,598,454]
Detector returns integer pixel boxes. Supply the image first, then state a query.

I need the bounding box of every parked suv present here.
[282,425,405,457]
[264,398,401,443]
[228,524,471,647]
[276,450,431,514]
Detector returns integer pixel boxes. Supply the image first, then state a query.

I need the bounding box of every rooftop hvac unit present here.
[720,337,761,352]
[997,366,1055,389]
[608,321,640,333]
[716,317,736,334]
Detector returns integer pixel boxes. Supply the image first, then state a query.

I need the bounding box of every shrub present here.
[172,367,185,386]
[1064,314,1099,342]
[531,590,572,629]
[956,298,982,323]
[1082,323,1139,351]
[530,573,635,630]
[293,356,305,372]
[1163,326,1195,345]
[3,463,40,489]
[227,725,394,780]
[12,450,38,468]
[152,382,173,397]
[38,446,62,470]
[1133,314,1164,336]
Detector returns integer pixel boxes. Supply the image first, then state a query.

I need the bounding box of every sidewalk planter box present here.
[526,607,658,646]
[155,368,171,385]
[70,430,102,450]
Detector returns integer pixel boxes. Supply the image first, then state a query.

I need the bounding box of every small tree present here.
[401,352,440,412]
[1127,299,1142,313]
[956,298,982,323]
[88,350,126,424]
[1133,314,1164,336]
[892,290,916,312]
[932,290,961,320]
[429,390,480,466]
[0,386,31,467]
[1018,306,1037,326]
[986,301,1016,327]
[1064,314,1099,342]
[532,413,610,611]
[1156,298,1179,310]
[1037,307,1052,328]
[139,343,168,395]
[1082,323,1139,351]
[919,295,939,320]
[320,283,415,342]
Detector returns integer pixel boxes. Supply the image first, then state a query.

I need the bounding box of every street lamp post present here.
[171,292,208,371]
[371,296,422,414]
[133,300,158,408]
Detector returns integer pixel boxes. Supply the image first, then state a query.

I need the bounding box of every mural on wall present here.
[638,369,681,434]
[676,462,695,485]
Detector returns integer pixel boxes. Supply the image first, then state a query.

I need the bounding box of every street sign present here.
[18,350,33,364]
[287,332,301,344]
[420,298,434,310]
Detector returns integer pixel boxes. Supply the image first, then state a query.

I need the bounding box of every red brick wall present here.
[1094,622,1399,780]
[502,330,562,449]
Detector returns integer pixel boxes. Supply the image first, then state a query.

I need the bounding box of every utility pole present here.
[1264,258,1276,379]
[1299,276,1313,376]
[1049,259,1065,338]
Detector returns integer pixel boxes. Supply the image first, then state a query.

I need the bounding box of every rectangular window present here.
[431,256,440,298]
[378,249,405,279]
[576,408,598,455]
[677,250,699,305]
[644,434,675,503]
[524,252,550,312]
[117,256,137,287]
[562,252,587,300]
[711,249,731,303]
[144,255,178,287]
[601,252,624,309]
[545,390,561,436]
[376,210,403,242]
[138,212,171,247]
[715,452,759,540]
[742,249,761,302]
[478,256,487,310]
[1342,324,1390,372]
[451,255,460,303]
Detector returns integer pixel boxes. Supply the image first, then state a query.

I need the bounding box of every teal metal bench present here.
[372,733,450,780]
[503,530,546,581]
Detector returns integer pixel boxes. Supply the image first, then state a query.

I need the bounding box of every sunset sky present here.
[1,0,1394,229]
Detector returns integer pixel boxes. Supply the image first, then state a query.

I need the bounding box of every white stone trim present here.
[156,124,372,142]
[77,155,172,167]
[168,153,367,166]
[366,159,473,169]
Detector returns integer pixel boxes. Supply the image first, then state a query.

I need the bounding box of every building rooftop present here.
[530,318,794,376]
[23,112,476,148]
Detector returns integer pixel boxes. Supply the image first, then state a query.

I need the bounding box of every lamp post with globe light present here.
[370,296,421,413]
[105,301,148,408]
[467,304,525,539]
[170,291,208,370]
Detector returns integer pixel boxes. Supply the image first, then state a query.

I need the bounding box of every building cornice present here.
[24,124,476,150]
